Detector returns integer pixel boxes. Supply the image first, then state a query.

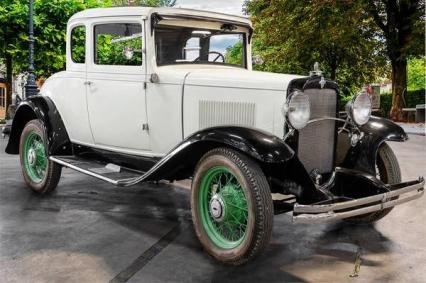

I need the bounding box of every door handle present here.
[84,81,93,86]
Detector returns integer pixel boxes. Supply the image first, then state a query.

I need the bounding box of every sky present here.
[175,0,246,16]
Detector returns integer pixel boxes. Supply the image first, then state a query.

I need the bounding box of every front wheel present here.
[19,120,62,194]
[345,143,401,224]
[191,148,273,265]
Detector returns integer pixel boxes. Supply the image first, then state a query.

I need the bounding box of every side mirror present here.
[122,47,135,60]
[252,55,264,65]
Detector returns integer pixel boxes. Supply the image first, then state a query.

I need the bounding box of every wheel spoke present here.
[226,202,248,212]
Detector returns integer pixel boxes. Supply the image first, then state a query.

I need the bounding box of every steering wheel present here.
[194,51,225,63]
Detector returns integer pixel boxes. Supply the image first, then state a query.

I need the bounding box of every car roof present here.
[69,7,251,27]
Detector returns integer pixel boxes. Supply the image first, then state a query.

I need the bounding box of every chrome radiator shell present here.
[297,89,337,174]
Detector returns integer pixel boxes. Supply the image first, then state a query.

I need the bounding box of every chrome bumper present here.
[293,178,425,224]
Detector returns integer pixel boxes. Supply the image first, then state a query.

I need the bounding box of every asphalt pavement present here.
[0,136,425,283]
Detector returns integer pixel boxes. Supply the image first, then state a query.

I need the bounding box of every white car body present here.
[6,7,425,266]
[40,7,300,157]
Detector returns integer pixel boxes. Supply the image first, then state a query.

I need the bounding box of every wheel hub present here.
[28,148,36,166]
[209,194,225,221]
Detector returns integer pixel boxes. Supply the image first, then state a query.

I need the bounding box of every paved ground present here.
[0,136,425,283]
[397,123,425,136]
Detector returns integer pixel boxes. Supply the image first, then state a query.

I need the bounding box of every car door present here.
[48,23,94,145]
[86,19,150,153]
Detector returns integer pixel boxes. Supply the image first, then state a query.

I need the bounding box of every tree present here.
[364,1,425,120]
[0,0,27,110]
[407,56,425,91]
[245,0,388,97]
[0,0,108,114]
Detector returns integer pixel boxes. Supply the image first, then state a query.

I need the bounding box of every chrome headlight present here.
[282,90,311,130]
[346,91,372,126]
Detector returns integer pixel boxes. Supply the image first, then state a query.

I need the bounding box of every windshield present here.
[155,25,246,68]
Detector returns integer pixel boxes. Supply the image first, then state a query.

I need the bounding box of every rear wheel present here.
[191,148,273,265]
[345,143,401,224]
[19,120,62,194]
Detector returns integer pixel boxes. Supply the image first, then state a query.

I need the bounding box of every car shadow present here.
[10,168,393,282]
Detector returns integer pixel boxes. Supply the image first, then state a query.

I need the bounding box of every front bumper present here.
[293,175,425,224]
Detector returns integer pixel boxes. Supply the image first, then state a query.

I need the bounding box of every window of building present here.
[94,23,143,66]
[0,87,6,108]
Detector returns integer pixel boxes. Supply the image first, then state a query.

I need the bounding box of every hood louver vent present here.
[199,100,256,129]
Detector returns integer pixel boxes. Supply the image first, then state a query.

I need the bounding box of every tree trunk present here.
[330,66,336,81]
[5,54,13,119]
[389,58,407,121]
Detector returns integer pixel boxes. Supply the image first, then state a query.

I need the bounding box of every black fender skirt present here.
[342,116,407,175]
[5,96,72,156]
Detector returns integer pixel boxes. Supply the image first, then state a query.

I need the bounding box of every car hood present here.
[157,65,304,91]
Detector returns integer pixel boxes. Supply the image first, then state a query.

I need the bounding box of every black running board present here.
[50,156,145,186]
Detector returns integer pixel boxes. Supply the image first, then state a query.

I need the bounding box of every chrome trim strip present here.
[283,128,295,141]
[307,117,348,125]
[71,140,166,158]
[293,179,425,224]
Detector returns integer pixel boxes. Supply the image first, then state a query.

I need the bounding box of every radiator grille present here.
[297,89,337,174]
[199,100,256,129]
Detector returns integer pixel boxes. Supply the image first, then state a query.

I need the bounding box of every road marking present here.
[110,222,185,283]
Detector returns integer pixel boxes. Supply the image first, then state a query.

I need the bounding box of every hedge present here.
[378,89,425,118]
[339,89,425,118]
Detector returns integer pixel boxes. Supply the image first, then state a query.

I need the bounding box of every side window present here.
[184,38,201,61]
[71,26,86,64]
[94,23,143,66]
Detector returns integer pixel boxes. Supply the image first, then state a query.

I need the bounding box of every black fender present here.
[144,126,326,203]
[145,126,295,182]
[342,116,407,175]
[5,96,72,156]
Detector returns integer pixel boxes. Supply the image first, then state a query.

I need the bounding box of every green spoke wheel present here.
[23,131,48,183]
[19,120,62,194]
[199,166,248,249]
[191,148,273,265]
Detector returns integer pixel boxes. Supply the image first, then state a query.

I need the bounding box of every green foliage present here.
[338,95,352,111]
[363,0,425,60]
[225,42,243,66]
[340,89,425,118]
[0,0,110,78]
[405,89,425,109]
[70,25,86,63]
[407,57,426,91]
[373,90,425,118]
[245,0,388,97]
[95,34,143,66]
[0,0,175,78]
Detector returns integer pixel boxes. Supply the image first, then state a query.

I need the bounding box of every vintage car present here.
[5,7,425,265]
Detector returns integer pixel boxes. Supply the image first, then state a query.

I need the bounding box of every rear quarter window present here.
[71,26,86,64]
